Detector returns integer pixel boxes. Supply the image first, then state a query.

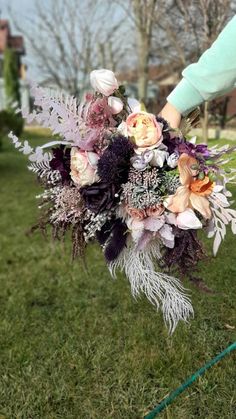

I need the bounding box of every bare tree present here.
[131,0,159,101]
[152,0,235,141]
[117,0,164,101]
[11,0,130,95]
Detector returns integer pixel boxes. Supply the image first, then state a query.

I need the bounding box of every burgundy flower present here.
[156,115,171,141]
[86,97,116,129]
[96,218,128,262]
[49,146,71,184]
[97,135,134,184]
[80,182,120,214]
[163,136,210,160]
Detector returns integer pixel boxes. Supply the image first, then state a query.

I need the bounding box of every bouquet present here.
[9,69,236,332]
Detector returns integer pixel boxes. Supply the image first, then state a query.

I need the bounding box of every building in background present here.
[0,19,29,111]
[119,63,236,126]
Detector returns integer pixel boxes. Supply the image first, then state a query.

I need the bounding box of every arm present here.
[161,15,236,126]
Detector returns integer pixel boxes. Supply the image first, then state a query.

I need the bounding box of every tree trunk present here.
[137,32,149,102]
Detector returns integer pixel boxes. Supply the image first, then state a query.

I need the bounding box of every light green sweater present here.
[167,15,236,115]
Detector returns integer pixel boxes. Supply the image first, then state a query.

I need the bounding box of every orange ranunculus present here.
[126,111,163,150]
[168,153,213,219]
[190,177,214,195]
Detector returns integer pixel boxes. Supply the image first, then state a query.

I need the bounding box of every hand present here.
[159,102,182,129]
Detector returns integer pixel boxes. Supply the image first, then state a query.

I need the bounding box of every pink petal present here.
[189,193,212,219]
[176,208,202,230]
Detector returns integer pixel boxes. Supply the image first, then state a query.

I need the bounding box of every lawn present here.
[0,128,235,419]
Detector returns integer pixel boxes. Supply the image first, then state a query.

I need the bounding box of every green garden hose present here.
[144,342,236,418]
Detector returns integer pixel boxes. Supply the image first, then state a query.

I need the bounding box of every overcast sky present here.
[1,0,50,80]
[1,0,36,24]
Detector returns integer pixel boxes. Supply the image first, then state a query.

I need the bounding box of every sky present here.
[1,0,42,79]
[0,0,128,83]
[1,0,36,24]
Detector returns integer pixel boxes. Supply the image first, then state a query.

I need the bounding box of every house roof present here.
[0,19,25,54]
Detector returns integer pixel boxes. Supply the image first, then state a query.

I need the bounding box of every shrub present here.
[0,110,24,146]
[3,48,21,109]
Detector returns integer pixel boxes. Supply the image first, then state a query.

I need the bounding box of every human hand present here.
[159,102,181,129]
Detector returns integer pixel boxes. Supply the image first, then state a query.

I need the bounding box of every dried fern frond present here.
[180,107,201,136]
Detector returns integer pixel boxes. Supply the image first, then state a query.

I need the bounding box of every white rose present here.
[167,152,179,169]
[108,96,123,114]
[90,69,119,96]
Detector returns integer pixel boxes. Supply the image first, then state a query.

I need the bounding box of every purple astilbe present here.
[80,182,120,214]
[97,135,134,184]
[49,146,71,184]
[86,97,116,129]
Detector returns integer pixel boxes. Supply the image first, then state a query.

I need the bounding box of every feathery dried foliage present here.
[162,227,211,292]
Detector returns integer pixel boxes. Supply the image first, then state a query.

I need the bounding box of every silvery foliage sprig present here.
[207,183,236,256]
[8,131,51,164]
[8,131,60,184]
[205,142,236,255]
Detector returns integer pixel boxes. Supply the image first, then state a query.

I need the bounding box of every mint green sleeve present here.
[167,15,236,115]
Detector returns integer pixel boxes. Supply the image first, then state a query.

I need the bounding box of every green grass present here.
[0,130,236,419]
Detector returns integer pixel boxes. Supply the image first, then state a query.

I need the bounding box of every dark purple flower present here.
[97,135,134,184]
[49,146,71,184]
[163,135,184,155]
[80,182,120,214]
[195,144,211,158]
[163,135,211,161]
[156,116,171,141]
[96,217,128,262]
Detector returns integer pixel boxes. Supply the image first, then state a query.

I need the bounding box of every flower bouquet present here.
[9,69,236,332]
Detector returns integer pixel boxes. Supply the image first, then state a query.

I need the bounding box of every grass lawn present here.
[0,129,236,419]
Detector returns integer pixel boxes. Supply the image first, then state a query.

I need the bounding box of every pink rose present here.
[126,111,163,150]
[146,204,165,218]
[70,148,99,186]
[126,207,146,220]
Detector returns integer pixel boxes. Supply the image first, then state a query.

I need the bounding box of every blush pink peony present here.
[70,148,99,187]
[126,111,163,150]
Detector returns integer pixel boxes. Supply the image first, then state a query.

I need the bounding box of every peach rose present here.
[126,207,146,220]
[70,148,99,186]
[146,204,165,218]
[126,111,163,150]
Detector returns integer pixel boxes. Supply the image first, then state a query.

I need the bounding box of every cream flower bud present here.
[108,96,124,114]
[90,69,119,96]
[150,149,168,168]
[167,152,179,168]
[127,97,141,113]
